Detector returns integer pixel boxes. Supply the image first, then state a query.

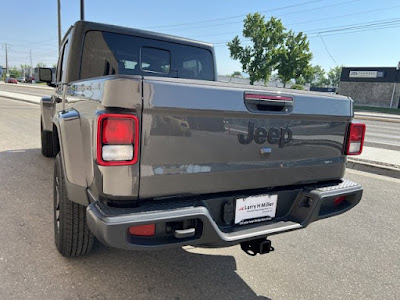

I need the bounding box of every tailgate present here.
[139,78,352,199]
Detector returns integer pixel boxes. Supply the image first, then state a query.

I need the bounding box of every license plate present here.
[235,194,277,225]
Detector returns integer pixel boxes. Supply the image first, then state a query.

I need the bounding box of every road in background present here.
[0,82,53,98]
[354,118,400,151]
[0,98,399,300]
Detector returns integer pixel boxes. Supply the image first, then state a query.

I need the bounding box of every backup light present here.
[97,114,139,166]
[346,122,366,155]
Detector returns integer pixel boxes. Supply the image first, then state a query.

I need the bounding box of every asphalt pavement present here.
[0,82,53,98]
[0,98,399,300]
[356,119,400,151]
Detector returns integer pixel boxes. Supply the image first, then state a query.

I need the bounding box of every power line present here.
[319,34,337,65]
[211,17,400,45]
[144,0,326,29]
[286,3,400,27]
[213,21,400,47]
[188,3,400,41]
[146,0,361,30]
[305,18,400,34]
[307,23,400,38]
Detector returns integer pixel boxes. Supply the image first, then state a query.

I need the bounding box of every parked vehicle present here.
[17,77,26,83]
[39,21,365,257]
[5,77,17,84]
[25,76,35,83]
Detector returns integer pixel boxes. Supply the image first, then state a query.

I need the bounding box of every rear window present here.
[80,31,214,81]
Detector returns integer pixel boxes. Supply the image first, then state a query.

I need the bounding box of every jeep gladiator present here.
[39,21,365,257]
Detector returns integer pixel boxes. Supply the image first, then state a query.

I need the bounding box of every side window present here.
[57,41,70,83]
[141,47,170,74]
[182,59,200,79]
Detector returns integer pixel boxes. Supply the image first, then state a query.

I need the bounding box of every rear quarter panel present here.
[57,76,142,203]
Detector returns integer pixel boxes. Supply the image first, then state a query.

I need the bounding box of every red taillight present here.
[97,114,139,166]
[346,122,366,155]
[102,118,134,144]
[128,224,156,237]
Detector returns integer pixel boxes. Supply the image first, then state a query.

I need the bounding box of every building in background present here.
[338,65,400,108]
[218,75,310,90]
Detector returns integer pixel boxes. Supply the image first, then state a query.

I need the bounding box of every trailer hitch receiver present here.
[240,238,274,256]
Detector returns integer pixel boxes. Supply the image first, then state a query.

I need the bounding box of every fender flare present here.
[40,97,54,132]
[53,109,90,206]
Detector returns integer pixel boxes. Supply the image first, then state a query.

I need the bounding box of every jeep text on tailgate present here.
[38,21,365,257]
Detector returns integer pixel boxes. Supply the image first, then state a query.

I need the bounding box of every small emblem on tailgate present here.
[238,122,293,148]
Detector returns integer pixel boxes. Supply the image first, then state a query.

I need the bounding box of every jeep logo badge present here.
[238,122,293,148]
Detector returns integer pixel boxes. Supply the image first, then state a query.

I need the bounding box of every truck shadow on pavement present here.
[0,148,272,300]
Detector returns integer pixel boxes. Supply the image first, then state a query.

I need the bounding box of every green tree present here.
[20,64,29,76]
[300,65,329,87]
[228,13,285,85]
[231,71,242,77]
[275,30,313,87]
[327,66,342,87]
[36,62,46,68]
[290,84,304,90]
[9,67,21,78]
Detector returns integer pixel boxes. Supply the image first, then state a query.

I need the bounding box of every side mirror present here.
[39,68,52,83]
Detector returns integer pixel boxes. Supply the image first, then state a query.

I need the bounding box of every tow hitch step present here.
[240,238,274,256]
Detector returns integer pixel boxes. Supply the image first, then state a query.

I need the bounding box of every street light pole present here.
[80,0,85,20]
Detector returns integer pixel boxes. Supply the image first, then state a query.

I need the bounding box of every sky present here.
[1,0,400,75]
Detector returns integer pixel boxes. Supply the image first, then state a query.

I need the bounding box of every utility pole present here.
[5,43,8,77]
[80,0,85,20]
[57,0,61,49]
[29,50,32,77]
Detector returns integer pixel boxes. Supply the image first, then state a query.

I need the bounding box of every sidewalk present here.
[0,90,399,178]
[347,147,400,179]
[355,111,400,123]
[0,90,41,104]
[0,81,53,90]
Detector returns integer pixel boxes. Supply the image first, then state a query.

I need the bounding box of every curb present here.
[347,159,400,179]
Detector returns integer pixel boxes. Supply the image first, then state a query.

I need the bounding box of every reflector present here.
[129,224,156,237]
[334,196,346,206]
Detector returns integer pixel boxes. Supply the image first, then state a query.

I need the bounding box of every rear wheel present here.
[41,119,54,157]
[54,154,94,257]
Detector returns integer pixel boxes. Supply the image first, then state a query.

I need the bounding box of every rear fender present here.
[53,109,90,206]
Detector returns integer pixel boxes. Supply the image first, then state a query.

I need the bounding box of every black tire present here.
[54,154,94,257]
[41,119,55,157]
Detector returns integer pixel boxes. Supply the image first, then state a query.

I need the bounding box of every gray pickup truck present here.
[39,20,366,257]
